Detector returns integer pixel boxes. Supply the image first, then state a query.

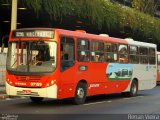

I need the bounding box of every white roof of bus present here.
[125,38,156,48]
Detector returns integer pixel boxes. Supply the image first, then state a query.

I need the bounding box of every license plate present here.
[22,90,31,94]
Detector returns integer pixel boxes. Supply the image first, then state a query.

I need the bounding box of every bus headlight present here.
[46,83,50,87]
[51,79,56,85]
[9,81,12,84]
[51,80,55,85]
[46,80,56,87]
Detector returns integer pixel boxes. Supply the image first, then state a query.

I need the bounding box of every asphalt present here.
[1,86,160,120]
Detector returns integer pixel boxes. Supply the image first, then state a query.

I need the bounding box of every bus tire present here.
[73,82,87,105]
[30,97,44,103]
[129,80,138,97]
[123,80,138,97]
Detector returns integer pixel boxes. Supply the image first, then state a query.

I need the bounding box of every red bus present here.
[157,52,160,84]
[6,28,157,104]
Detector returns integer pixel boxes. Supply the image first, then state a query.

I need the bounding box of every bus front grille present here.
[16,76,41,81]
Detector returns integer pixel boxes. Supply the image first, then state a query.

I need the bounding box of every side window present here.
[118,44,128,63]
[77,39,90,62]
[90,41,104,62]
[105,43,118,62]
[129,46,139,64]
[139,47,148,64]
[149,48,155,64]
[60,37,75,71]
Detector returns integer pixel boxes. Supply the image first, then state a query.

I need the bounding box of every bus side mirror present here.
[1,35,9,53]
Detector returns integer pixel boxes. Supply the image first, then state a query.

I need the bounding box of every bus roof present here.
[56,29,127,44]
[11,28,127,44]
[11,28,157,48]
[125,38,156,48]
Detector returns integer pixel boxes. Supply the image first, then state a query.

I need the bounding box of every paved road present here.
[0,86,160,120]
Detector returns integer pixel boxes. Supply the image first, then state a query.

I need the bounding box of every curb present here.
[0,94,9,99]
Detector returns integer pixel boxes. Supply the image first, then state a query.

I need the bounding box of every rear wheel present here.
[122,80,138,97]
[130,80,138,96]
[30,97,44,103]
[73,82,87,105]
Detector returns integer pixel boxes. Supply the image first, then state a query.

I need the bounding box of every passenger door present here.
[59,36,76,98]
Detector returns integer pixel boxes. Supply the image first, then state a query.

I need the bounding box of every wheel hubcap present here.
[77,88,84,98]
[132,84,137,94]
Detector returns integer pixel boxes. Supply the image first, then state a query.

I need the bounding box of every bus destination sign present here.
[12,30,54,38]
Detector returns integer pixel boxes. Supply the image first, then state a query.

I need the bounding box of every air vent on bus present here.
[125,38,134,41]
[16,76,41,81]
[99,34,109,37]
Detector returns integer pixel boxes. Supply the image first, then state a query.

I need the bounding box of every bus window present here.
[118,44,128,63]
[90,41,104,62]
[139,47,148,64]
[31,41,52,65]
[7,41,57,73]
[129,46,139,64]
[77,39,90,62]
[149,48,156,64]
[105,43,118,62]
[60,37,75,71]
[9,42,28,68]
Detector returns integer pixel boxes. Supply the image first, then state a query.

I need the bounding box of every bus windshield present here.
[7,40,57,74]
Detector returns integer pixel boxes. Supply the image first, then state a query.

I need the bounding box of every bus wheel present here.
[130,80,138,97]
[30,97,44,103]
[73,82,87,105]
[122,80,138,97]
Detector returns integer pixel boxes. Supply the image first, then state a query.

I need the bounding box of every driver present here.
[35,52,43,65]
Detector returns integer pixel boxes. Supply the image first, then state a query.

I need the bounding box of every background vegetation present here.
[1,0,160,44]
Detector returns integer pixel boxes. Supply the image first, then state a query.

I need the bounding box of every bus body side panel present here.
[85,62,131,96]
[57,33,77,99]
[57,62,132,99]
[124,64,156,92]
[58,65,77,99]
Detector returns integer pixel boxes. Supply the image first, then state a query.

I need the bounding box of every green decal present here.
[106,63,133,81]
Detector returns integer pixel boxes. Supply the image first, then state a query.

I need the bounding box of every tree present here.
[132,0,158,16]
[1,0,160,43]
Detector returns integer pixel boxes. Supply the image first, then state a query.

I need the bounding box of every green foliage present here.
[102,1,121,32]
[132,0,156,16]
[3,0,160,43]
[21,0,42,12]
[77,0,106,29]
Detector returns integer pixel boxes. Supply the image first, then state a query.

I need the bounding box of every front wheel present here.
[73,82,87,105]
[30,97,44,103]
